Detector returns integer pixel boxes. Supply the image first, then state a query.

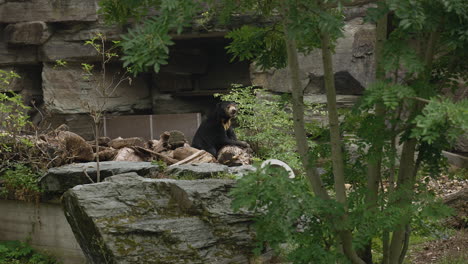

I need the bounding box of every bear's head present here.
[217,101,238,119]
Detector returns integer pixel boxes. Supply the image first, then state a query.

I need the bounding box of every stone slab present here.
[0,0,98,23]
[39,161,161,193]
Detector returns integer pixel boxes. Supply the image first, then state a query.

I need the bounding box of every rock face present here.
[5,21,52,45]
[41,63,152,114]
[39,39,99,62]
[0,0,98,23]
[0,26,38,65]
[62,173,256,264]
[40,161,161,193]
[251,18,375,95]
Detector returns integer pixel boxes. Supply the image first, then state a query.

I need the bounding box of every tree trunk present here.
[388,26,440,264]
[320,31,346,206]
[365,10,388,264]
[94,120,101,182]
[388,138,417,264]
[320,30,365,264]
[283,24,330,201]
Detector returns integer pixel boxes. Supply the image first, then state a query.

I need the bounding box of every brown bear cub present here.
[192,101,249,157]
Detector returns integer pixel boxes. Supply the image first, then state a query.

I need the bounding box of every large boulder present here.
[39,161,161,193]
[62,173,258,264]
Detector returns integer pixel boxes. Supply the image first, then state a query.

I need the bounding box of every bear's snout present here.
[228,105,237,116]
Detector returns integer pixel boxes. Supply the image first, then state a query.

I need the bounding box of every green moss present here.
[115,237,139,256]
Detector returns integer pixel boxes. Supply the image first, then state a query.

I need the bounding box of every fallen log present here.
[97,147,118,161]
[132,146,179,165]
[173,150,206,166]
[113,147,144,162]
[109,137,145,149]
[147,139,165,153]
[173,146,200,160]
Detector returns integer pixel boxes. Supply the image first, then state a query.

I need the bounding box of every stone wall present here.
[0,200,86,264]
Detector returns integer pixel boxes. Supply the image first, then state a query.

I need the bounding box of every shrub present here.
[0,164,42,202]
[0,240,58,264]
[216,85,324,169]
[0,70,36,172]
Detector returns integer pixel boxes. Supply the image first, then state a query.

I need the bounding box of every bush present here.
[216,85,324,169]
[0,164,42,202]
[0,70,36,171]
[231,166,344,263]
[0,240,58,264]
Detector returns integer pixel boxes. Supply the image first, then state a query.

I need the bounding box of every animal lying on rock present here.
[192,101,250,157]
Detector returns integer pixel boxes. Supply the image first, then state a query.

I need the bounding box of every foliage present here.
[0,164,42,202]
[53,59,67,69]
[232,164,454,262]
[360,81,416,110]
[448,168,468,181]
[0,240,58,264]
[83,33,131,182]
[216,85,324,170]
[231,166,343,263]
[98,0,468,263]
[151,159,167,171]
[0,70,29,139]
[222,1,343,71]
[225,25,287,70]
[98,0,344,74]
[412,98,468,145]
[99,0,201,75]
[0,70,36,172]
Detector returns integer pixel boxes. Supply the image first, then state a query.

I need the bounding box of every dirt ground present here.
[407,229,467,264]
[407,168,467,264]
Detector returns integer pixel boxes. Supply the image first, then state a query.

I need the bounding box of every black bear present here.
[192,101,249,157]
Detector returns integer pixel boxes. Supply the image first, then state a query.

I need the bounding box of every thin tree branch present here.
[83,168,95,183]
[324,0,377,8]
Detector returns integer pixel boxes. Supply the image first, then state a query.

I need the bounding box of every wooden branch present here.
[407,96,431,104]
[83,168,95,183]
[133,146,178,164]
[324,0,377,8]
[169,150,206,167]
